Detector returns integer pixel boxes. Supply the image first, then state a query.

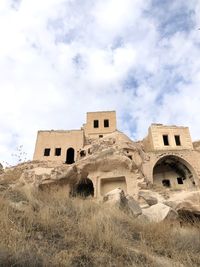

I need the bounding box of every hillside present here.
[0,130,200,266]
[0,175,200,266]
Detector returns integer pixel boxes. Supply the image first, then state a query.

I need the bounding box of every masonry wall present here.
[33,130,84,163]
[84,111,117,138]
[144,124,193,151]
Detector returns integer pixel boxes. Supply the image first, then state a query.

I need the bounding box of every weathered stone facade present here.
[33,111,117,163]
[32,111,200,198]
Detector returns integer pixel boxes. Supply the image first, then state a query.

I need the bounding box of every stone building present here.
[143,124,200,190]
[33,111,117,163]
[33,111,200,198]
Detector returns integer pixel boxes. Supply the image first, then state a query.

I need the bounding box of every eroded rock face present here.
[1,130,200,224]
[7,131,145,199]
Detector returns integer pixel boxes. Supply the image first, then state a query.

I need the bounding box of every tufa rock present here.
[125,195,142,217]
[103,188,142,217]
[103,188,127,208]
[142,203,178,223]
[138,190,165,206]
[164,190,200,217]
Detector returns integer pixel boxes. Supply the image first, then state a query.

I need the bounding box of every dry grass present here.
[0,188,200,267]
[0,168,23,184]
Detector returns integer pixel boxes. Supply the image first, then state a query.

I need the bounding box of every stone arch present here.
[70,178,94,198]
[152,155,197,189]
[66,147,75,164]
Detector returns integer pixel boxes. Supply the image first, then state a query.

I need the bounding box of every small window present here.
[162,179,171,187]
[99,135,103,138]
[163,135,169,146]
[44,148,50,156]
[177,177,184,184]
[80,150,86,157]
[175,135,181,146]
[104,119,109,128]
[93,120,99,128]
[55,148,61,156]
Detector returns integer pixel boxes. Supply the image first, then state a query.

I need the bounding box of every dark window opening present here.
[163,135,169,146]
[66,147,75,164]
[94,120,99,128]
[104,119,109,128]
[71,178,94,198]
[55,148,61,156]
[177,177,184,184]
[175,135,181,146]
[44,148,50,156]
[80,150,86,157]
[99,135,103,138]
[162,179,171,187]
[88,148,92,155]
[128,155,132,160]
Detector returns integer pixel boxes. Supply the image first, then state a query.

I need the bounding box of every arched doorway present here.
[66,147,75,164]
[71,178,94,198]
[153,155,196,189]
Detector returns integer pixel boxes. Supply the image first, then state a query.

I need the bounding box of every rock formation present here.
[1,130,200,222]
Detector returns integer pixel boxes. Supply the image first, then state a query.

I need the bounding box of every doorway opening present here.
[66,147,75,164]
[71,178,94,198]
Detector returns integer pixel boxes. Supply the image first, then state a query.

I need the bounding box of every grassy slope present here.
[0,185,200,267]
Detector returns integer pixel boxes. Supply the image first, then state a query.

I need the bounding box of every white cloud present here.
[1,0,200,165]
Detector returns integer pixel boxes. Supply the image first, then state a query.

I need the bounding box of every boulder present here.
[126,195,142,217]
[138,190,165,206]
[103,189,142,217]
[142,203,178,223]
[164,190,200,217]
[103,188,127,208]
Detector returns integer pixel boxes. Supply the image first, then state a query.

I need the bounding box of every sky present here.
[1,0,200,166]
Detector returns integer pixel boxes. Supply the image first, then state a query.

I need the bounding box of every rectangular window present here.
[175,135,181,146]
[177,177,184,184]
[55,148,61,156]
[93,120,99,128]
[104,119,109,128]
[163,135,169,146]
[44,148,50,156]
[99,135,103,138]
[162,179,171,187]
